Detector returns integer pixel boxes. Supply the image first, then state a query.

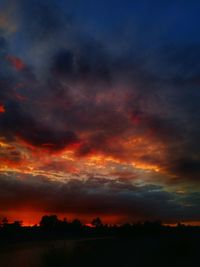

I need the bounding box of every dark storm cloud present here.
[52,49,75,77]
[0,174,199,223]
[0,0,199,182]
[0,100,80,150]
[167,158,200,181]
[17,0,70,42]
[0,36,7,53]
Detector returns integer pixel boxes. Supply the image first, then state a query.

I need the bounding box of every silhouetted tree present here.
[2,217,8,227]
[72,219,82,228]
[1,219,22,233]
[177,222,186,228]
[13,220,22,228]
[91,217,103,228]
[40,215,60,229]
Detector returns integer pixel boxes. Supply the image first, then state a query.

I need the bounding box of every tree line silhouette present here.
[0,215,199,243]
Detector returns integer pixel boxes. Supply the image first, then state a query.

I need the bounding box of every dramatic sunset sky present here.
[0,0,200,225]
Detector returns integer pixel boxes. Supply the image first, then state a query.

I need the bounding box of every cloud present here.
[16,0,69,42]
[0,3,17,34]
[6,55,26,71]
[166,158,200,181]
[0,174,199,223]
[0,0,199,230]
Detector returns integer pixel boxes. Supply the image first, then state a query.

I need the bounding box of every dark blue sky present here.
[7,0,200,51]
[58,0,200,44]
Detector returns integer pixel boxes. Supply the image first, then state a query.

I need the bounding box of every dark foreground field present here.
[0,233,199,267]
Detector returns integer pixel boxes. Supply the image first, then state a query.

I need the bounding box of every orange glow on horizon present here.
[0,211,131,226]
[2,210,200,227]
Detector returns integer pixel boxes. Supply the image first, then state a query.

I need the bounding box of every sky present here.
[0,0,200,226]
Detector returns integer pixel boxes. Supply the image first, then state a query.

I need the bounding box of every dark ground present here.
[0,232,199,267]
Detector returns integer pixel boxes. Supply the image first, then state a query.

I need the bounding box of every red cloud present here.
[0,104,5,113]
[6,55,26,71]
